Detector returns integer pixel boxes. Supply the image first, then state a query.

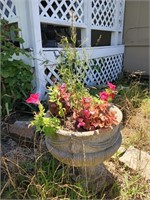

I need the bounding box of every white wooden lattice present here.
[0,0,125,97]
[0,0,16,20]
[91,0,116,29]
[85,54,123,86]
[44,64,61,87]
[39,0,84,23]
[44,54,123,88]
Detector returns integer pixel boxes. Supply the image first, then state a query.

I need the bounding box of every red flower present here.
[110,93,115,100]
[77,118,85,128]
[26,93,40,104]
[99,91,110,101]
[107,82,116,90]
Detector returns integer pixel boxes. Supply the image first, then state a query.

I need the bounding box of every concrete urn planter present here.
[45,105,123,191]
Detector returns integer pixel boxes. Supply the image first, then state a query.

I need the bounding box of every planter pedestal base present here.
[71,164,113,193]
[45,106,122,194]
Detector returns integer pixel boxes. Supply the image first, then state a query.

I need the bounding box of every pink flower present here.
[26,93,40,104]
[83,97,92,103]
[84,109,90,119]
[107,82,116,90]
[59,83,67,92]
[77,118,85,128]
[99,91,110,101]
[82,97,92,108]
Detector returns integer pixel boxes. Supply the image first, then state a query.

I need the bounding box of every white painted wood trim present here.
[43,45,125,62]
[28,0,46,97]
[40,17,86,28]
[91,25,117,32]
[7,17,19,24]
[81,0,92,47]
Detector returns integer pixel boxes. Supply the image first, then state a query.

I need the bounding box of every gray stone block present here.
[119,146,150,180]
[8,120,36,140]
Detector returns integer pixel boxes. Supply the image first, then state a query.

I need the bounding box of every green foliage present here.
[120,174,148,199]
[49,85,66,118]
[56,27,90,109]
[31,103,61,136]
[1,19,32,116]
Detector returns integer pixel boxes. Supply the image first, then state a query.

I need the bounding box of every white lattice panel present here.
[44,54,123,88]
[91,0,116,29]
[0,0,16,20]
[39,0,84,23]
[85,54,123,86]
[44,64,61,87]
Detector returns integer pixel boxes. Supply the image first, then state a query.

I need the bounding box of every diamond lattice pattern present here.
[39,0,84,23]
[0,0,16,20]
[44,64,61,88]
[91,0,116,29]
[44,54,123,88]
[85,54,123,86]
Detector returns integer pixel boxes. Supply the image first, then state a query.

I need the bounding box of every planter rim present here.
[57,105,122,137]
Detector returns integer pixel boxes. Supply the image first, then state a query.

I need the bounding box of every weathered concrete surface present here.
[8,120,36,140]
[119,146,150,180]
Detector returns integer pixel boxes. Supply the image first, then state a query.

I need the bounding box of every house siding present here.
[123,0,150,75]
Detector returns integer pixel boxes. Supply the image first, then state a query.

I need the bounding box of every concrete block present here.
[119,146,150,180]
[8,120,36,140]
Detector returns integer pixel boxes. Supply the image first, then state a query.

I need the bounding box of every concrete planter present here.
[45,105,123,192]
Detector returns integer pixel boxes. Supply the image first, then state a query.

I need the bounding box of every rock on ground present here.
[8,120,36,140]
[119,146,150,180]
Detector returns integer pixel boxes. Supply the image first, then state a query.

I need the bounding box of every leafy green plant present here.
[1,19,33,116]
[25,93,60,136]
[57,26,89,102]
[49,83,72,117]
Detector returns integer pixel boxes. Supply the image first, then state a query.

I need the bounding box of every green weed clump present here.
[120,173,149,200]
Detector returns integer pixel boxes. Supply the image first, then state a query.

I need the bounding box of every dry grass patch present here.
[122,98,150,152]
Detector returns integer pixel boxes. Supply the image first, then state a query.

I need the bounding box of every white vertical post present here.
[111,0,120,46]
[118,0,126,45]
[81,0,91,47]
[111,31,119,46]
[14,0,46,98]
[14,0,31,49]
[27,0,46,98]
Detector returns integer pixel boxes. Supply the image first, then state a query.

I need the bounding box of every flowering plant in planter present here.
[26,30,119,136]
[26,81,118,136]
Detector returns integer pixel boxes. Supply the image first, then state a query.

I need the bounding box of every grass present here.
[115,81,150,151]
[1,153,91,199]
[1,78,150,199]
[120,173,149,199]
